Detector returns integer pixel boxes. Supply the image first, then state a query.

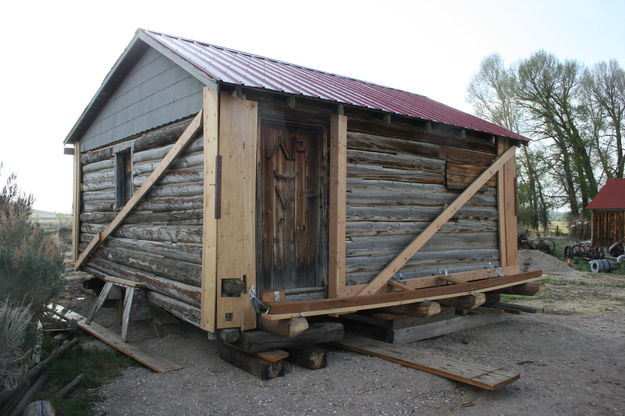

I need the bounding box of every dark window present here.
[115,150,133,208]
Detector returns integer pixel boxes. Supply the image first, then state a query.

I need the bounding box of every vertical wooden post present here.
[329,114,347,297]
[201,86,219,333]
[497,139,519,271]
[72,141,81,262]
[215,92,259,331]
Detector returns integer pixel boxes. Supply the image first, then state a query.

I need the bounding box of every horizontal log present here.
[346,220,498,237]
[446,161,497,190]
[133,167,203,187]
[83,168,114,183]
[346,232,499,257]
[347,131,441,158]
[347,163,443,184]
[135,195,204,212]
[347,205,497,222]
[440,146,495,165]
[106,237,202,263]
[347,149,444,173]
[132,136,203,163]
[133,151,203,175]
[81,147,113,164]
[93,246,201,286]
[258,316,309,337]
[81,223,202,244]
[147,291,200,326]
[132,117,194,152]
[82,158,114,174]
[347,248,500,271]
[83,189,115,202]
[379,301,441,317]
[347,120,497,154]
[81,209,203,225]
[84,257,200,306]
[497,282,543,296]
[218,343,285,380]
[82,178,115,192]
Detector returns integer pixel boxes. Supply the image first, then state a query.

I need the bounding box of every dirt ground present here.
[64,251,625,416]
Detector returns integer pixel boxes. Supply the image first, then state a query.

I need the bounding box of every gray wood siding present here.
[344,126,501,286]
[79,117,203,326]
[80,47,203,152]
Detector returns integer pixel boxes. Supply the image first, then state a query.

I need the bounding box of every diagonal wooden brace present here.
[75,110,204,269]
[357,145,517,296]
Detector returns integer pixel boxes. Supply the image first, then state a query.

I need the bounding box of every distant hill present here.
[31,209,72,226]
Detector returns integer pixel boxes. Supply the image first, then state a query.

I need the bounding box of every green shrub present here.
[0,300,32,390]
[0,169,64,318]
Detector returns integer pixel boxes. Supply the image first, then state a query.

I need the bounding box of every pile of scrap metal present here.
[564,241,606,261]
[573,236,625,273]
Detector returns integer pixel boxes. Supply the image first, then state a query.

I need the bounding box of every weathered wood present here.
[132,136,203,163]
[93,246,201,286]
[80,147,113,164]
[497,282,543,296]
[72,142,81,262]
[218,342,285,380]
[343,307,455,331]
[55,373,85,399]
[9,374,47,416]
[347,148,444,172]
[223,342,288,362]
[22,400,55,416]
[391,312,505,343]
[84,257,201,306]
[80,223,203,244]
[438,293,486,310]
[236,322,344,353]
[132,152,203,175]
[346,219,498,237]
[446,161,497,190]
[82,178,115,192]
[218,329,241,343]
[133,167,203,187]
[81,209,203,225]
[147,291,200,326]
[131,117,193,152]
[120,286,135,342]
[347,131,441,158]
[264,271,542,318]
[201,85,219,333]
[333,334,518,390]
[348,163,444,184]
[85,282,113,325]
[258,316,309,337]
[489,302,542,314]
[347,205,497,222]
[75,110,203,270]
[358,146,516,296]
[105,237,202,264]
[285,345,327,370]
[329,113,347,297]
[82,158,114,174]
[380,302,441,317]
[216,93,258,331]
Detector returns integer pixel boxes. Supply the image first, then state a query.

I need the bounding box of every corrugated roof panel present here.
[587,178,625,210]
[143,30,529,141]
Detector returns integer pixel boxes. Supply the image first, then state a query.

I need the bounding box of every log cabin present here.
[588,178,625,247]
[64,29,540,338]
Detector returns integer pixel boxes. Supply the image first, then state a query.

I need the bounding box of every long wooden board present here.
[358,145,517,296]
[332,334,519,390]
[329,114,348,297]
[50,304,181,373]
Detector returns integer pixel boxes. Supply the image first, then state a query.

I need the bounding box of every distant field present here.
[31,209,72,227]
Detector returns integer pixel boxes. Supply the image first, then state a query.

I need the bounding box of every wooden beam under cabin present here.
[329,114,348,298]
[497,139,519,270]
[72,142,81,262]
[357,146,517,296]
[74,110,204,270]
[263,270,542,319]
[201,86,219,333]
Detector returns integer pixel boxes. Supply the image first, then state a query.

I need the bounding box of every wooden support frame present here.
[72,142,81,262]
[201,86,219,332]
[264,270,542,319]
[329,114,347,297]
[357,145,517,296]
[497,139,519,270]
[74,110,204,270]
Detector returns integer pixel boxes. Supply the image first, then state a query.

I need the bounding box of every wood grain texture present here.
[216,92,258,331]
[329,114,347,297]
[332,334,518,390]
[72,142,81,262]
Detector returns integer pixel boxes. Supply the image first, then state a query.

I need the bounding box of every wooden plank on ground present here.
[332,334,518,390]
[358,145,517,296]
[50,305,181,373]
[236,322,344,353]
[223,342,289,362]
[285,345,327,370]
[329,113,347,298]
[219,343,285,380]
[75,110,203,269]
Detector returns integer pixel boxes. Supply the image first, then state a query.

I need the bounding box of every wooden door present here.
[260,122,325,292]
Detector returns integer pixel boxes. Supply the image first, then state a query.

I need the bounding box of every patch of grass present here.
[541,278,589,286]
[39,336,135,416]
[500,294,528,302]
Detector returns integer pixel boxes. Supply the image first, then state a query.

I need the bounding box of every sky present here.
[1,0,623,213]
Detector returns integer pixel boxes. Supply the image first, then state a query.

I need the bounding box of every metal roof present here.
[587,178,625,210]
[141,30,528,142]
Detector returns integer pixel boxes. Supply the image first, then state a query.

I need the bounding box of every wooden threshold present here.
[262,270,542,320]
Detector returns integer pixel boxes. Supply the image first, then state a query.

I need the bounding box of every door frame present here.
[255,114,329,298]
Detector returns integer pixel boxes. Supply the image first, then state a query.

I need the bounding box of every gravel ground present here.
[65,252,625,416]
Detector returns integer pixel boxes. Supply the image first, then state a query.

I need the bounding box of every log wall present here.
[345,121,501,286]
[79,116,203,326]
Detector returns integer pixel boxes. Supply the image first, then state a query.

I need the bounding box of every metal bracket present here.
[248,286,271,314]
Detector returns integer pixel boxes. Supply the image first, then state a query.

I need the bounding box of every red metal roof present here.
[587,178,625,210]
[142,30,528,142]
